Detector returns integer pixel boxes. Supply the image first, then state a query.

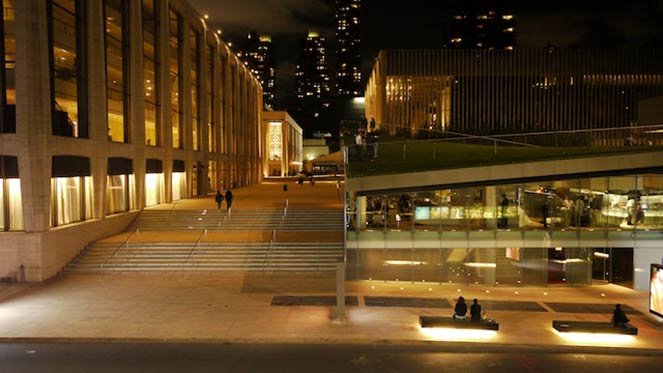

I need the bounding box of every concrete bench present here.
[552,320,638,335]
[419,316,499,330]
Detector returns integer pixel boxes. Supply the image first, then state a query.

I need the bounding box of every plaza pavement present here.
[0,180,662,354]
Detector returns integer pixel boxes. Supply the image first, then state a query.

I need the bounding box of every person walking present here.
[470,298,482,323]
[453,296,467,320]
[214,190,223,210]
[225,189,233,211]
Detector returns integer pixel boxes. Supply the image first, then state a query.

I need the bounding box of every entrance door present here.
[591,247,634,288]
[611,248,634,289]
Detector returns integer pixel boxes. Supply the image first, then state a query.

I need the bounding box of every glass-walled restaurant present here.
[347,172,663,287]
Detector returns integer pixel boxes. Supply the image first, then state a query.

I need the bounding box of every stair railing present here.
[101,231,135,268]
[185,229,205,265]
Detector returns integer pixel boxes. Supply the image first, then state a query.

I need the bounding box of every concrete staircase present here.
[66,209,345,273]
[128,209,345,232]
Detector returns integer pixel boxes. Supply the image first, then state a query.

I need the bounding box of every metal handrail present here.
[101,231,135,268]
[184,229,206,264]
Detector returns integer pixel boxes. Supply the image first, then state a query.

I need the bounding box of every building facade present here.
[0,0,263,281]
[335,0,362,96]
[345,146,663,291]
[239,31,276,109]
[295,30,330,100]
[365,49,663,141]
[262,111,303,177]
[448,0,514,50]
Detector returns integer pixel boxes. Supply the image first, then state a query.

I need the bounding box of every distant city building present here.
[238,31,276,108]
[448,0,515,50]
[295,30,331,99]
[365,49,663,143]
[335,0,362,96]
[262,111,303,177]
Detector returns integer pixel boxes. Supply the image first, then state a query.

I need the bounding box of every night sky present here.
[190,0,663,103]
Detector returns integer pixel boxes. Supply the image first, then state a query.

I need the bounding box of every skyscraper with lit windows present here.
[448,0,515,50]
[239,31,276,109]
[295,30,330,99]
[335,0,361,96]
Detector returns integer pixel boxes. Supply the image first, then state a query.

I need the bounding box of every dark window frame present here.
[47,0,88,138]
[103,0,131,143]
[142,0,160,146]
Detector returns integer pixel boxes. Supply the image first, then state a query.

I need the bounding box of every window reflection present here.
[191,29,200,151]
[50,0,87,138]
[143,0,158,146]
[1,0,16,133]
[207,44,215,152]
[169,8,181,148]
[105,0,128,143]
[0,177,23,231]
[50,176,92,226]
[107,174,134,214]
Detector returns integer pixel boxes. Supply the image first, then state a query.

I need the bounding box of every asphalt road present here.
[0,342,660,373]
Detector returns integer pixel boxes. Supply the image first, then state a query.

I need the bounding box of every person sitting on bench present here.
[470,298,482,323]
[612,304,630,326]
[453,296,468,320]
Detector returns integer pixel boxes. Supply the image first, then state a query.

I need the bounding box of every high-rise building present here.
[335,0,362,96]
[239,31,276,108]
[448,0,515,50]
[295,30,330,99]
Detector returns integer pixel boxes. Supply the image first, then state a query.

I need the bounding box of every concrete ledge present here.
[419,316,499,330]
[552,320,638,335]
[1,337,662,356]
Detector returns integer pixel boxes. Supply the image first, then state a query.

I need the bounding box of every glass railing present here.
[346,125,663,177]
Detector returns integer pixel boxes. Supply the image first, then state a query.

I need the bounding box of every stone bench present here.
[419,316,499,330]
[552,320,638,335]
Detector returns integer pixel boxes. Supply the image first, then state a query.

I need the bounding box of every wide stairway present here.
[66,208,345,272]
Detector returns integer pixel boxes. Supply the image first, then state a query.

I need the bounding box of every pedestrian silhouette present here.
[470,298,482,322]
[214,190,223,209]
[612,304,630,326]
[453,296,467,320]
[225,189,233,211]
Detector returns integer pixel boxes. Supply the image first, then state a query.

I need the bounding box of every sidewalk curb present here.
[0,337,661,356]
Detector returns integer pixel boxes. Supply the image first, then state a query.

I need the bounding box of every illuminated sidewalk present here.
[0,273,661,354]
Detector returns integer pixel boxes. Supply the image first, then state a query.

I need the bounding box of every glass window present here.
[1,0,15,133]
[142,0,158,146]
[190,29,200,151]
[0,177,23,231]
[145,172,164,206]
[49,0,87,138]
[207,44,215,152]
[105,0,129,143]
[169,8,181,148]
[172,171,185,200]
[107,174,134,214]
[50,176,92,226]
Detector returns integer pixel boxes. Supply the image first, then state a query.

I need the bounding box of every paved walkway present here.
[1,181,662,354]
[1,273,662,353]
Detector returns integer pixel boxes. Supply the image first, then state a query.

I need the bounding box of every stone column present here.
[158,0,172,202]
[15,0,52,232]
[130,0,146,209]
[87,0,108,219]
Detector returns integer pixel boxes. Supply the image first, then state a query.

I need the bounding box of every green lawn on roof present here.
[347,141,663,177]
